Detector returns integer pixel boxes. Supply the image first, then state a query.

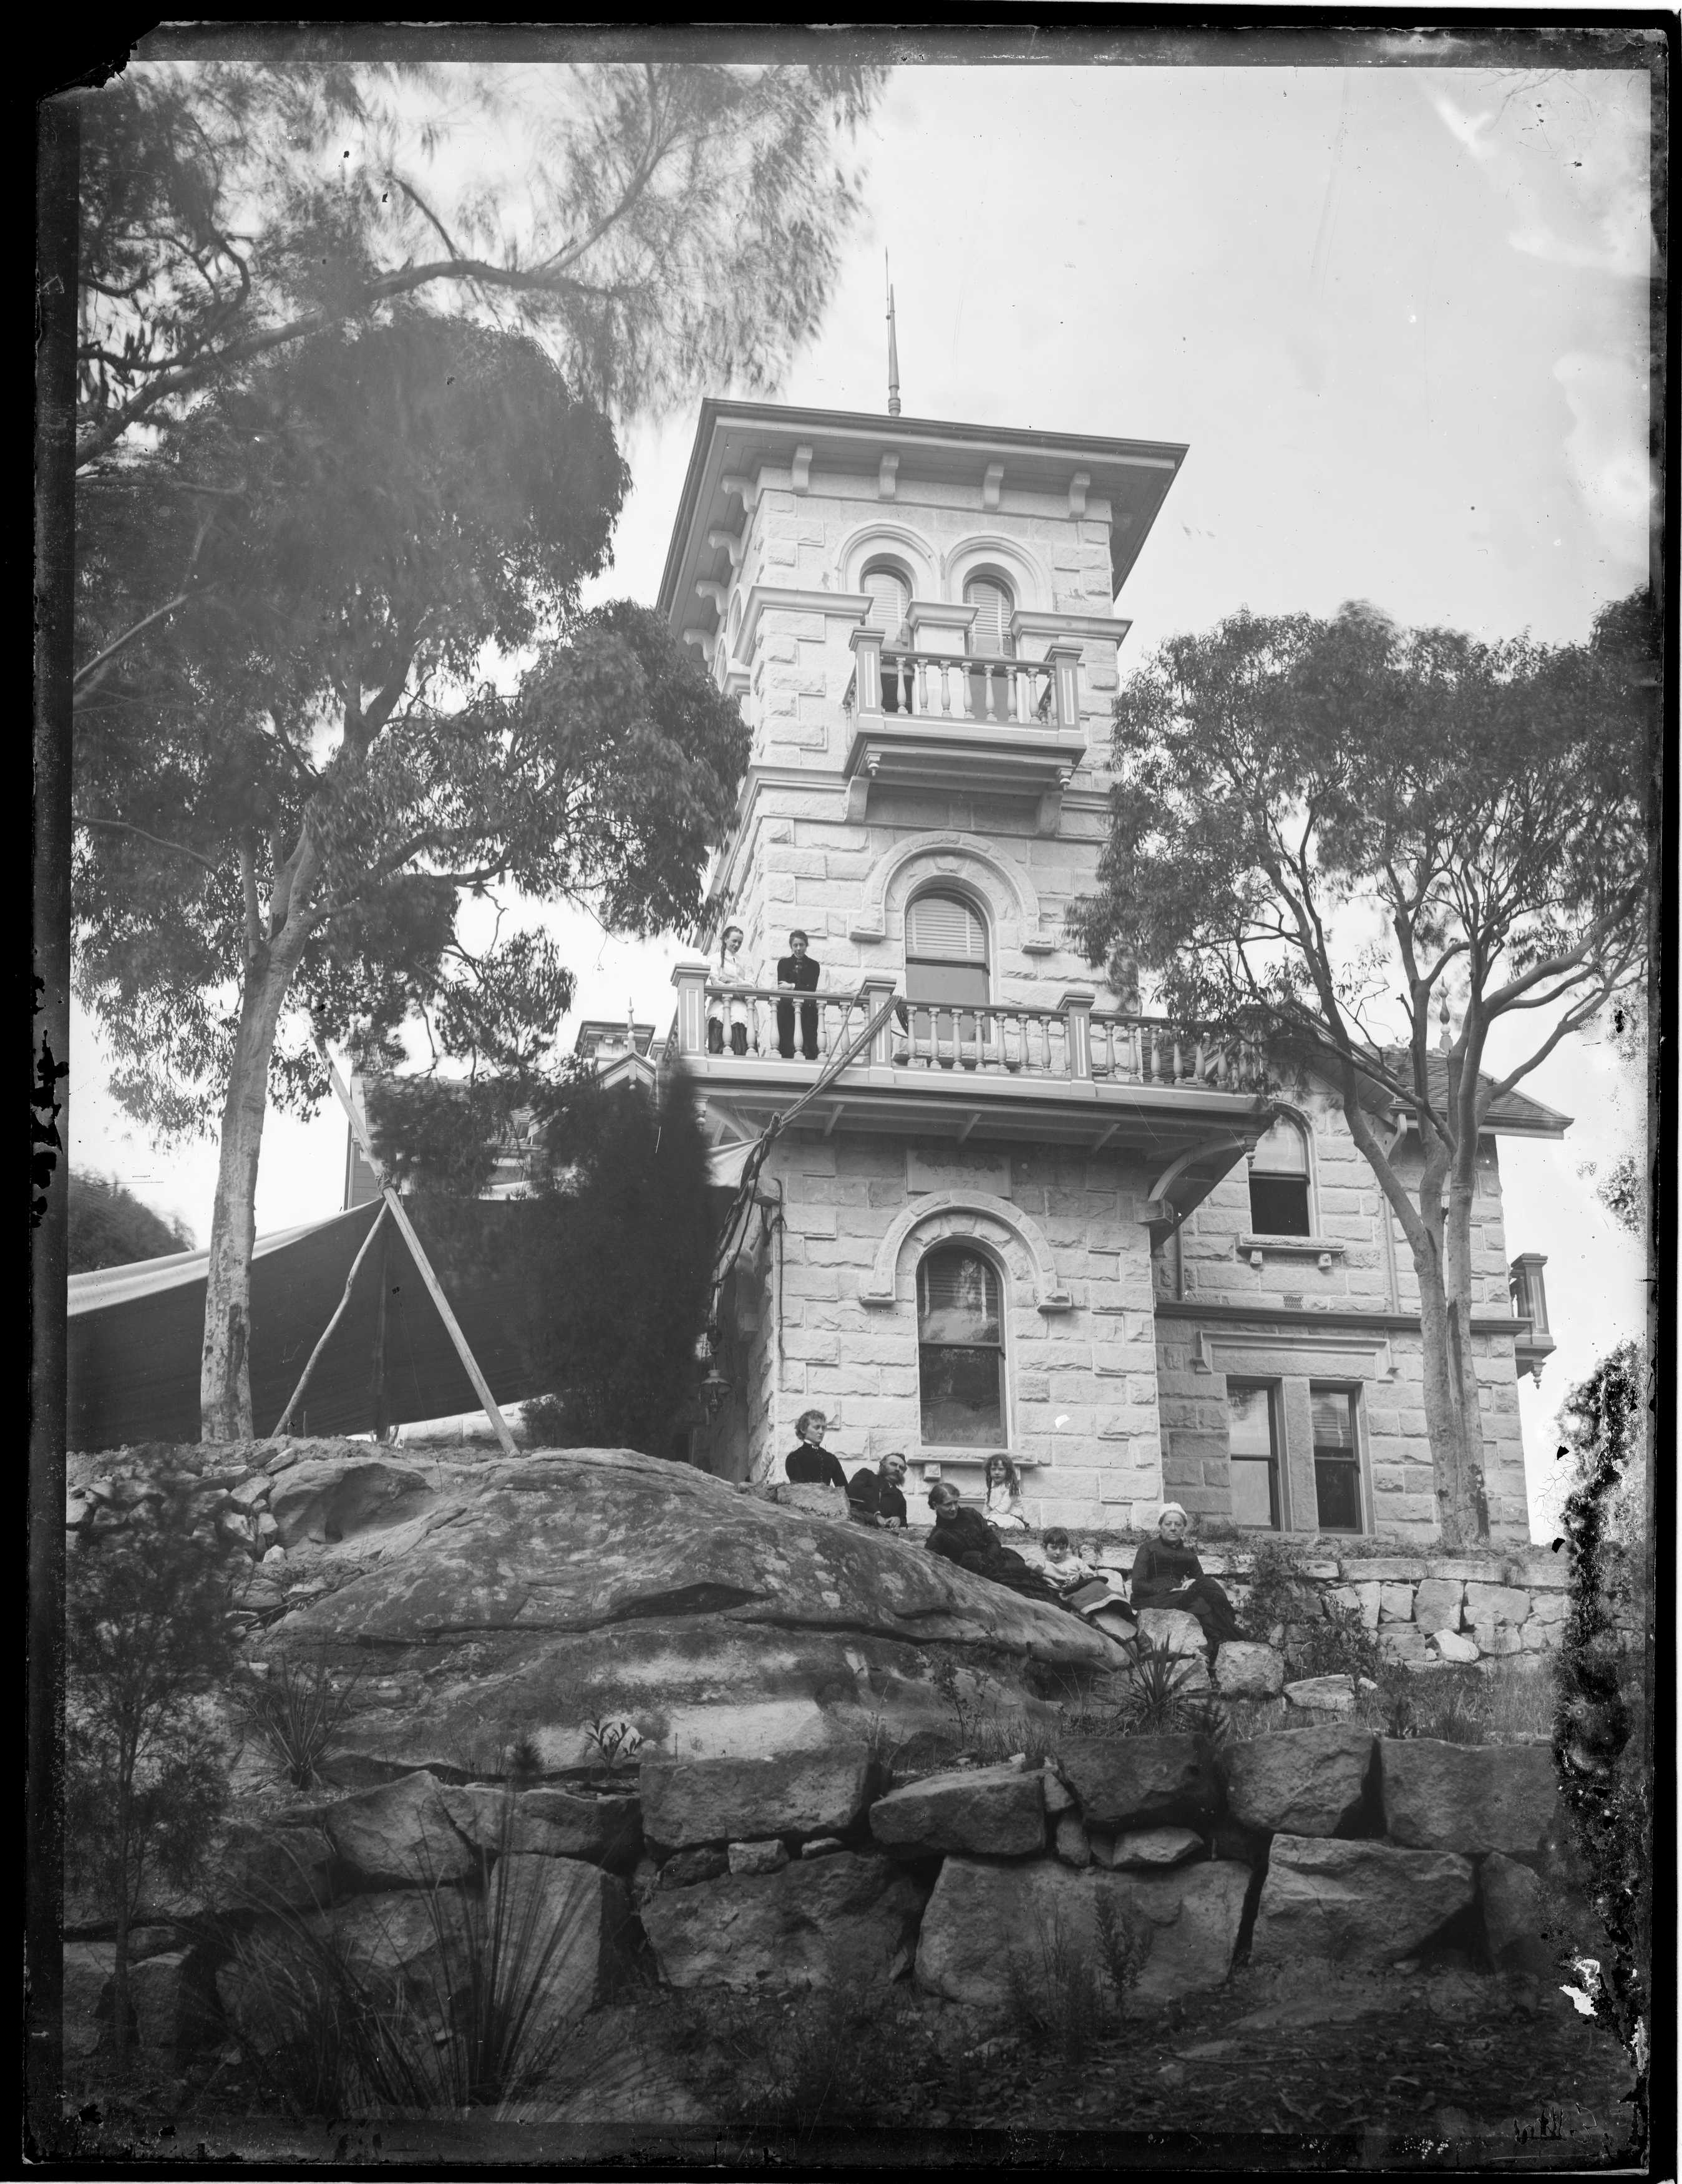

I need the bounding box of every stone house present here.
[652,397,1562,1544]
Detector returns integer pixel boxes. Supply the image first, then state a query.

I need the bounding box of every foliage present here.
[513,1061,715,1456]
[1111,1633,1205,1733]
[66,1476,245,2064]
[1233,1536,1316,1647]
[1071,594,1651,1546]
[236,1655,362,1790]
[668,1979,930,2140]
[581,1714,644,1780]
[67,1168,194,1271]
[1289,1601,1384,1689]
[76,61,887,469]
[1007,1899,1152,2064]
[231,1791,590,2116]
[1357,1658,1559,1745]
[1553,1342,1649,2067]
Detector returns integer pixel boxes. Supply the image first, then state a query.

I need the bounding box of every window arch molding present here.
[835,520,937,598]
[941,534,1050,615]
[850,831,1046,949]
[859,1190,1071,1311]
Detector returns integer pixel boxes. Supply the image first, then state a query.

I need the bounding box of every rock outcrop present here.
[1222,1725,1374,1837]
[868,1762,1046,1858]
[1379,1738,1560,1855]
[204,1445,1119,1773]
[1248,1835,1477,1965]
[1058,1734,1218,1830]
[915,1855,1250,2007]
[640,1852,927,1991]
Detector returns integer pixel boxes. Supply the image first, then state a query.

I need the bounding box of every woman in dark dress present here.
[925,1483,1063,1605]
[1129,1503,1246,1645]
[784,1408,849,1489]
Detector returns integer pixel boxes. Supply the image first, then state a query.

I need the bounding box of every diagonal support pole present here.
[316,1040,519,1457]
[273,1201,387,1436]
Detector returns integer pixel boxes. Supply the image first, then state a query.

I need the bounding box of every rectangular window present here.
[1227,1383,1280,1528]
[1311,1386,1363,1532]
[918,1249,1006,1446]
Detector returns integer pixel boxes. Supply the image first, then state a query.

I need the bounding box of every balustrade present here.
[844,637,1079,731]
[688,983,1266,1092]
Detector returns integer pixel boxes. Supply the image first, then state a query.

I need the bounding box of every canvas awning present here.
[67,1200,550,1451]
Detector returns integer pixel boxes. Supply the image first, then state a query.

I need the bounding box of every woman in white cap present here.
[1129,1503,1246,1646]
[707,922,752,1055]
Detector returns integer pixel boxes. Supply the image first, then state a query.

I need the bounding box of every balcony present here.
[667,966,1268,1187]
[840,629,1087,817]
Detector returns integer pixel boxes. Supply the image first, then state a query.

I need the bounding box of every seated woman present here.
[925,1483,1062,1605]
[1129,1503,1246,1647]
[981,1453,1029,1531]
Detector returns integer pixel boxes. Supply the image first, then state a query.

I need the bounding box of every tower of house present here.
[658,396,1564,1544]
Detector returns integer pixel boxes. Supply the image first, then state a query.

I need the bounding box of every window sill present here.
[1237,1233,1347,1272]
[916,1448,1044,1473]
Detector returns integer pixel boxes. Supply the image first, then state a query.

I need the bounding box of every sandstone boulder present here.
[269,1457,431,1550]
[640,1852,926,1991]
[1380,1738,1560,1855]
[1092,1826,1204,1869]
[440,1784,641,1868]
[915,1856,1249,2009]
[1054,1814,1092,1867]
[1134,1606,1209,1658]
[1285,1675,1356,1712]
[1464,1582,1531,1659]
[1480,1851,1577,1977]
[255,1444,1114,1776]
[727,1840,789,1876]
[323,1769,476,1886]
[207,1821,337,1914]
[868,1762,1045,1858]
[126,1949,221,2060]
[1378,1625,1434,1667]
[485,1855,633,2037]
[1212,1642,1285,1699]
[639,1748,873,1852]
[1412,1579,1464,1636]
[1249,1836,1477,1965]
[1223,1724,1374,1836]
[1059,1735,1217,1830]
[658,1848,728,1889]
[331,1887,472,2011]
[1431,1630,1480,1665]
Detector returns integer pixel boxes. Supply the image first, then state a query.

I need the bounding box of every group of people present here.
[782,1410,1247,1646]
[708,924,820,1061]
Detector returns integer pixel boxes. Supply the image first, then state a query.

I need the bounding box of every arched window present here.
[963,574,1016,659]
[862,562,910,641]
[1248,1116,1311,1236]
[918,1244,1006,1446]
[905,890,989,1008]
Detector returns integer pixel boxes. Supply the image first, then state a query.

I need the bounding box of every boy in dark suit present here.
[775,929,820,1059]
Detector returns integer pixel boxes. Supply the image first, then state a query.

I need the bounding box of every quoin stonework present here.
[658,400,1561,1541]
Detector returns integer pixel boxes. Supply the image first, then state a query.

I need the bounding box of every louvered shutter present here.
[963,577,1015,658]
[907,892,986,962]
[863,567,908,639]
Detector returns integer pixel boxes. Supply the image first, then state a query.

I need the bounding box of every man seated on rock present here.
[784,1408,849,1491]
[1129,1503,1246,1647]
[923,1483,1064,1605]
[847,1450,910,1528]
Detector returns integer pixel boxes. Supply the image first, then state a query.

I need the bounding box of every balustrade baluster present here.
[916,656,929,714]
[938,659,953,715]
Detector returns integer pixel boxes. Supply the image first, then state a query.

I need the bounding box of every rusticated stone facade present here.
[659,400,1563,1545]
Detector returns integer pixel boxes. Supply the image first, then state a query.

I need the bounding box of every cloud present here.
[1552,349,1654,563]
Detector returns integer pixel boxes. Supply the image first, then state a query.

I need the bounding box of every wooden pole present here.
[272,1201,387,1436]
[316,1041,519,1457]
[371,1216,392,1442]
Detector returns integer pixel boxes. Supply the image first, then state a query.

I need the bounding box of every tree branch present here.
[75,813,219,876]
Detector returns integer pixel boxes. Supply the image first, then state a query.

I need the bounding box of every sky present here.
[70,57,1655,1534]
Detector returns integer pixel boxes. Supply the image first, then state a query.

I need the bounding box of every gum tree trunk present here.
[200,838,318,1440]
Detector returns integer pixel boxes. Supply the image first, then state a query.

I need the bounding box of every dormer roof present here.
[658,398,1187,639]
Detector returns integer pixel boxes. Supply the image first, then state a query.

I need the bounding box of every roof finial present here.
[885,252,901,417]
[1437,990,1453,1055]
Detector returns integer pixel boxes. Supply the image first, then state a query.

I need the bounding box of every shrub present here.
[1007,1899,1152,2062]
[1289,1600,1383,1689]
[230,1790,591,2117]
[236,1655,362,1790]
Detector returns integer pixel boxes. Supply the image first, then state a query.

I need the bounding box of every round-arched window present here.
[917,1244,1006,1446]
[963,573,1016,659]
[862,562,910,641]
[1249,1115,1311,1236]
[905,889,989,1010]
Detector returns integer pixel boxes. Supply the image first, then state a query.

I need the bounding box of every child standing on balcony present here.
[707,924,751,1056]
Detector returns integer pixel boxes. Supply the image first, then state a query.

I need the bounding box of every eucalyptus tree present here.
[75,314,749,1437]
[1072,595,1651,1546]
